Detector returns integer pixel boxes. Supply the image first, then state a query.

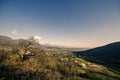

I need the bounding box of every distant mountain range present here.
[0,35,41,48]
[74,41,120,72]
[0,35,87,51]
[0,35,13,45]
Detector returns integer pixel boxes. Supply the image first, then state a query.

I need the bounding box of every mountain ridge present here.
[74,41,120,72]
[0,35,87,51]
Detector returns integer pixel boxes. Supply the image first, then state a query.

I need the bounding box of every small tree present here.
[13,41,35,61]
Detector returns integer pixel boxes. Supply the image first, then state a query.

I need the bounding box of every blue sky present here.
[0,0,120,47]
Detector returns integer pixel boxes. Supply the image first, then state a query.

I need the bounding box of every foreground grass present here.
[0,46,120,80]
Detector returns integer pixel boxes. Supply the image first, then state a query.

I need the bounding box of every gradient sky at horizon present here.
[0,0,120,48]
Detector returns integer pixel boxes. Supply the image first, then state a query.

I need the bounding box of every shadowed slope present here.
[74,42,120,72]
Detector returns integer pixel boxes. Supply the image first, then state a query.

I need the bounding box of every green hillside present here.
[0,45,120,80]
[0,36,120,80]
[74,42,120,73]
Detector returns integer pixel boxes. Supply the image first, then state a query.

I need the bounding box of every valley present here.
[0,36,120,80]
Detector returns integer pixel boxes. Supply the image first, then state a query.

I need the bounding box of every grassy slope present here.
[74,42,120,73]
[0,46,120,80]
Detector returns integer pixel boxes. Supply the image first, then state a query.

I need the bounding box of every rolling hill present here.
[74,42,120,73]
[0,35,14,45]
[0,35,42,48]
[0,35,120,80]
[0,35,87,51]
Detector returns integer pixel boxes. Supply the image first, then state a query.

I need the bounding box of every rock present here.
[78,63,86,68]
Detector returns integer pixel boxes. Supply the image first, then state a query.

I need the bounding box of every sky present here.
[0,0,120,48]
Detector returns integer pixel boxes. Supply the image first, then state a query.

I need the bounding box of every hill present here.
[74,42,120,73]
[0,35,14,45]
[0,35,120,80]
[0,35,86,51]
[0,35,42,48]
[0,45,120,80]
